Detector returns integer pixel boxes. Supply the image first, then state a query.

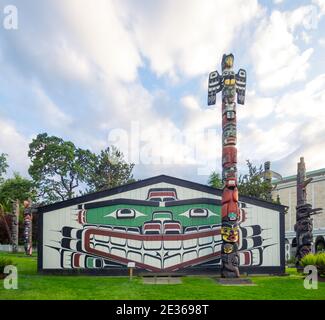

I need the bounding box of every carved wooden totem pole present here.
[23,200,33,256]
[208,54,246,277]
[259,161,282,202]
[295,157,322,267]
[11,200,19,253]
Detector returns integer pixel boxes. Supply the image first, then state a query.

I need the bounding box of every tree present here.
[28,133,91,203]
[208,171,223,189]
[208,160,275,201]
[238,160,273,201]
[0,153,8,183]
[28,133,135,203]
[84,146,135,192]
[0,173,36,210]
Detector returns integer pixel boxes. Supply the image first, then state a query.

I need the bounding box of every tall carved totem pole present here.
[208,54,246,277]
[295,157,322,267]
[11,200,19,253]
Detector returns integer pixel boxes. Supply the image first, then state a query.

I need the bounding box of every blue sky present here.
[0,0,325,184]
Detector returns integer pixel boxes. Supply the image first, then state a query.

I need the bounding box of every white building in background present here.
[272,168,325,261]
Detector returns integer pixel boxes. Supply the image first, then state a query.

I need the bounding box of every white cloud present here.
[0,117,31,177]
[118,0,261,79]
[233,73,325,175]
[319,38,325,46]
[285,5,319,31]
[181,96,201,111]
[237,90,276,120]
[275,74,325,118]
[313,0,325,15]
[1,0,325,183]
[55,0,142,83]
[251,9,314,91]
[241,73,325,174]
[33,85,73,129]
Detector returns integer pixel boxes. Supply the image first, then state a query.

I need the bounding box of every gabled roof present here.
[37,174,287,213]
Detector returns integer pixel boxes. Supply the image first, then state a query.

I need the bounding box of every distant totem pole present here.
[23,200,33,256]
[295,157,322,267]
[11,200,19,253]
[259,161,282,202]
[208,54,246,278]
[263,162,273,202]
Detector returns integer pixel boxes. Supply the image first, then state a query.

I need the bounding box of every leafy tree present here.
[208,160,275,201]
[28,133,135,202]
[238,160,273,201]
[0,173,36,210]
[84,146,135,192]
[28,133,91,203]
[208,171,223,189]
[0,153,8,183]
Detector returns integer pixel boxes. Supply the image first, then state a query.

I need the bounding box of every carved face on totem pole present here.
[221,222,239,243]
[294,219,312,233]
[222,54,234,70]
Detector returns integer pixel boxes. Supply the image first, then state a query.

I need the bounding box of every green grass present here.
[0,252,324,300]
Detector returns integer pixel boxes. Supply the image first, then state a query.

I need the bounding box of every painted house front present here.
[37,175,286,275]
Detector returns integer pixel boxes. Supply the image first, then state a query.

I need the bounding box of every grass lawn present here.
[0,252,324,300]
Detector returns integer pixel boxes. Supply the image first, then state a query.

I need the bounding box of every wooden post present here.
[128,262,135,281]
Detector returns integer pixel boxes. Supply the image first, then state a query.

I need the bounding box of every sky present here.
[0,0,325,184]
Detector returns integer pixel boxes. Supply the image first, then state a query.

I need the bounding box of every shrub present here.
[300,253,317,267]
[300,253,325,276]
[0,257,14,274]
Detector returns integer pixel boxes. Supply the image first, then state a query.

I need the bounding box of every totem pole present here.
[11,200,19,253]
[263,162,272,202]
[208,54,246,278]
[295,157,322,267]
[23,200,33,256]
[259,161,282,202]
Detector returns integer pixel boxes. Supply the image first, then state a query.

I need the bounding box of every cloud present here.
[313,0,325,16]
[0,117,31,177]
[251,8,314,91]
[0,0,324,185]
[56,0,142,83]
[275,73,325,118]
[319,38,325,46]
[237,90,276,120]
[272,74,325,174]
[118,0,261,79]
[32,85,73,129]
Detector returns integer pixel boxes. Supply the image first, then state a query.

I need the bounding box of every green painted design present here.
[86,257,94,268]
[85,203,221,228]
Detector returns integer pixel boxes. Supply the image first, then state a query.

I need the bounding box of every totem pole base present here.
[217,278,254,286]
[221,268,240,278]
